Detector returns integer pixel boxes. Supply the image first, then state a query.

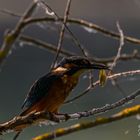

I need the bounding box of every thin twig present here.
[19,35,74,56]
[0,1,37,65]
[89,50,140,63]
[51,0,72,69]
[110,22,124,71]
[38,0,87,56]
[65,70,140,104]
[24,17,140,45]
[0,9,21,17]
[18,35,140,63]
[109,22,126,96]
[1,12,139,65]
[33,104,140,140]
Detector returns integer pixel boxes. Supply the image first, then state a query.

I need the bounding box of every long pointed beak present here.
[83,63,110,70]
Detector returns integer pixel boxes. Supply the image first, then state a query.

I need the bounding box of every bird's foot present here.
[55,112,70,121]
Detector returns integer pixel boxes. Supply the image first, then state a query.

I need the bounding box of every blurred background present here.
[0,0,140,140]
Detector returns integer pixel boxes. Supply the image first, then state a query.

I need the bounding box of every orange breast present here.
[22,75,78,115]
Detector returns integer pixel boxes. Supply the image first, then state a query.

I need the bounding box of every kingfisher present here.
[13,56,109,139]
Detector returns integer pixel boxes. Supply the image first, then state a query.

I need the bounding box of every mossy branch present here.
[33,104,140,140]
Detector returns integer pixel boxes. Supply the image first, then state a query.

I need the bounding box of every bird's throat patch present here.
[53,67,68,73]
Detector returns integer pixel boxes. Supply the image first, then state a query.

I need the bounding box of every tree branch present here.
[38,0,87,57]
[51,0,72,69]
[0,8,21,18]
[24,17,140,45]
[0,1,37,65]
[20,35,75,57]
[33,104,140,140]
[1,15,140,66]
[110,22,124,71]
[65,70,140,103]
[19,35,140,63]
[108,22,125,96]
[2,6,140,46]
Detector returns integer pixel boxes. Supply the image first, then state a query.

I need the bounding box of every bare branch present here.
[91,50,140,63]
[0,8,21,17]
[51,0,72,69]
[33,104,140,140]
[1,13,139,66]
[65,70,140,103]
[24,17,140,45]
[19,34,140,65]
[109,22,125,96]
[110,22,124,70]
[0,9,140,66]
[19,35,74,57]
[19,35,140,63]
[0,1,37,65]
[38,0,87,57]
[18,35,140,64]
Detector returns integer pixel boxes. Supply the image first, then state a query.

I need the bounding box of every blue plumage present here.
[21,73,61,111]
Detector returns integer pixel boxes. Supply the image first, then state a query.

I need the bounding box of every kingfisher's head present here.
[53,56,109,77]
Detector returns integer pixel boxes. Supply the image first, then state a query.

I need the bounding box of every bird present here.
[13,56,109,140]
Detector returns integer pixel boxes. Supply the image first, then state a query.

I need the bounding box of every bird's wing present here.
[21,73,60,111]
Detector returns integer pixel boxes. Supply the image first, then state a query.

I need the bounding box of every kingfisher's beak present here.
[82,63,110,70]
